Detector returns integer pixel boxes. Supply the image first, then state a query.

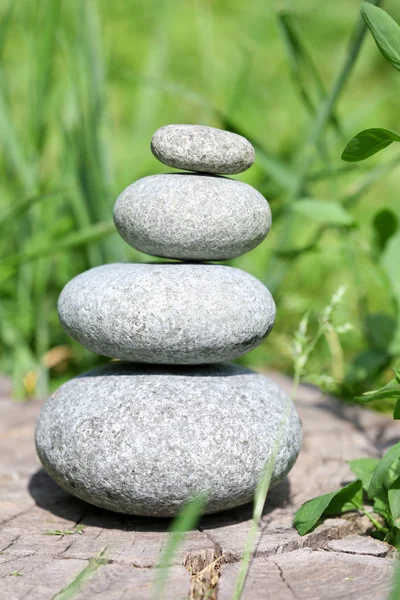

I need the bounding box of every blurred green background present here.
[2,0,400,400]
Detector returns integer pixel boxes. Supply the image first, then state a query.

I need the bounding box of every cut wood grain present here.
[0,374,398,599]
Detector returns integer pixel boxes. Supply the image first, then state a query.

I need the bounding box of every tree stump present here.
[0,374,397,599]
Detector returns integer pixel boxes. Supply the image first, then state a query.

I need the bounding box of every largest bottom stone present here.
[35,363,302,516]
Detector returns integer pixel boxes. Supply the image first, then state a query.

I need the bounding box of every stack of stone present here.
[36,125,302,517]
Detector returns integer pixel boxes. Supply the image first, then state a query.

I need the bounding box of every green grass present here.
[1,0,400,398]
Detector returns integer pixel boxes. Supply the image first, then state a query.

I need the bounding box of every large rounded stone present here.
[58,263,276,364]
[35,363,302,516]
[151,124,255,174]
[113,174,271,260]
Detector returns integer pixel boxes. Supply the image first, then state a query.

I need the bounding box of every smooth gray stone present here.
[58,263,276,364]
[151,124,255,174]
[35,362,302,516]
[114,174,271,261]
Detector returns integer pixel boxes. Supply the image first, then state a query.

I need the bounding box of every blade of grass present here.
[19,0,61,401]
[60,118,104,265]
[0,0,16,60]
[0,190,65,227]
[308,163,365,181]
[62,1,119,262]
[79,0,114,212]
[277,11,343,136]
[34,287,51,397]
[277,10,342,198]
[390,560,400,600]
[289,0,383,202]
[153,495,206,600]
[0,81,34,192]
[131,0,173,167]
[2,220,116,266]
[0,298,40,399]
[226,44,253,118]
[194,0,215,121]
[232,399,294,600]
[54,548,108,600]
[32,0,62,150]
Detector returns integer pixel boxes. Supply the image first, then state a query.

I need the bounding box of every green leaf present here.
[293,481,362,536]
[324,480,363,515]
[389,476,400,529]
[373,208,399,253]
[356,371,400,403]
[361,2,400,71]
[347,349,390,387]
[394,399,400,419]
[364,313,397,351]
[341,128,400,162]
[369,442,400,498]
[348,458,379,492]
[292,199,353,226]
[373,491,390,519]
[356,389,400,403]
[386,457,400,490]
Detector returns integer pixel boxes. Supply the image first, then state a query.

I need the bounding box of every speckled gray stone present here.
[35,362,302,516]
[57,263,276,364]
[151,125,255,174]
[113,174,271,261]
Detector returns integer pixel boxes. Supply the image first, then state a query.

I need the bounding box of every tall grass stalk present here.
[153,495,206,600]
[232,400,293,600]
[289,0,383,202]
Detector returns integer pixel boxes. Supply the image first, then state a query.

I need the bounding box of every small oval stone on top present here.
[151,124,255,174]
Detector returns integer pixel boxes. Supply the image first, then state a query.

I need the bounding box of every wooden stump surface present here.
[0,373,398,599]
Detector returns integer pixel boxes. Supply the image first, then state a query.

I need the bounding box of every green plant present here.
[295,2,400,553]
[357,366,400,416]
[340,2,400,384]
[342,3,400,164]
[294,430,400,548]
[293,318,400,547]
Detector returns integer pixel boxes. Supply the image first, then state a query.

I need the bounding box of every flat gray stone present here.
[151,124,255,174]
[35,362,302,516]
[58,263,276,364]
[114,174,271,260]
